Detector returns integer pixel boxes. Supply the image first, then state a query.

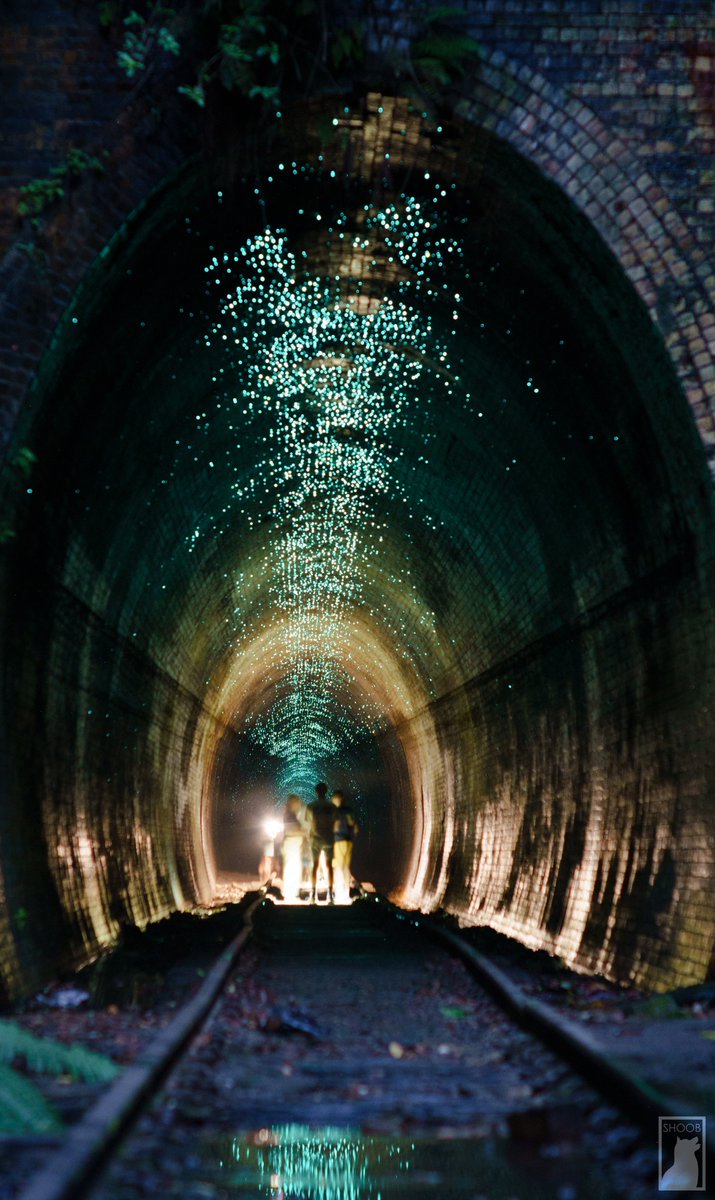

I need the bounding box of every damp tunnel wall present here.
[1,100,715,999]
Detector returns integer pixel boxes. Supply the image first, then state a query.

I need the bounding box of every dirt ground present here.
[4,898,712,1198]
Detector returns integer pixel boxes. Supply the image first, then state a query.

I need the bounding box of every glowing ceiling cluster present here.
[193,192,467,791]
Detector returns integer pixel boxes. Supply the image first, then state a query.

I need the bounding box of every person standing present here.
[331,790,359,903]
[281,793,307,902]
[308,781,335,902]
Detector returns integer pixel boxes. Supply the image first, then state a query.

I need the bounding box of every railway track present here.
[9,895,702,1199]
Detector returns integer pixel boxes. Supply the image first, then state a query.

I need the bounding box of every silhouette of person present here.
[281,793,307,902]
[331,790,359,903]
[308,781,335,902]
[259,822,278,884]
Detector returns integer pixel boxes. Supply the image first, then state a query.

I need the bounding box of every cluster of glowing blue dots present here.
[191,192,469,793]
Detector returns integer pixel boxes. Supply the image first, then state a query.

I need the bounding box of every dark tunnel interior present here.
[2,99,715,1000]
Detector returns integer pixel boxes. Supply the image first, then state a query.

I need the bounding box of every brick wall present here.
[2,3,715,465]
[389,553,715,990]
[2,2,715,997]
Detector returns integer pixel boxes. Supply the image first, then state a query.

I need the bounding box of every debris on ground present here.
[33,987,90,1010]
[258,1005,323,1039]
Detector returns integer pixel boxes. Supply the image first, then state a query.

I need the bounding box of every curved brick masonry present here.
[2,4,715,465]
[1,5,715,999]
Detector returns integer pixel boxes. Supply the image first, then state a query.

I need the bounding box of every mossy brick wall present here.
[1,3,715,997]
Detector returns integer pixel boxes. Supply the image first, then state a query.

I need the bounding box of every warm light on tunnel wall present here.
[198,605,444,895]
[2,92,715,996]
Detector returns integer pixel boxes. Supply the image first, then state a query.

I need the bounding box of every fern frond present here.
[0,1063,63,1134]
[0,1021,120,1084]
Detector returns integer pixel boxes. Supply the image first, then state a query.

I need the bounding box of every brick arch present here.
[2,36,714,468]
[0,141,197,454]
[454,51,715,473]
[2,15,715,998]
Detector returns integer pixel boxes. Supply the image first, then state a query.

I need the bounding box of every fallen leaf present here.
[441,1005,470,1020]
[388,1041,404,1059]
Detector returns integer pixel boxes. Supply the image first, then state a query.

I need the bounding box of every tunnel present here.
[2,95,715,1002]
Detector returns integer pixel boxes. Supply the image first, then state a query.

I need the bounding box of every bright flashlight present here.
[264,818,282,840]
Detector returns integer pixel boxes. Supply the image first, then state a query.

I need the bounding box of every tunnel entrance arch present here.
[1,95,715,997]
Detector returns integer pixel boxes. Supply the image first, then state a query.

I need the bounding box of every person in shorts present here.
[331,790,359,903]
[281,793,308,902]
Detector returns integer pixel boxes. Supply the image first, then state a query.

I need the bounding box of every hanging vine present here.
[14,3,480,227]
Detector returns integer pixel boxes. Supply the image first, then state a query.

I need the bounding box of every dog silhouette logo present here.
[659,1117,705,1191]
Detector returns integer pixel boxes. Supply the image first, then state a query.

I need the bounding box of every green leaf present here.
[17,176,65,218]
[0,1020,120,1083]
[0,1063,63,1134]
[117,49,144,78]
[220,21,245,40]
[256,41,280,66]
[248,84,280,105]
[157,27,180,55]
[0,529,16,545]
[440,1004,470,1019]
[64,148,105,176]
[221,41,252,61]
[123,10,145,28]
[177,82,206,107]
[123,30,144,55]
[231,11,266,36]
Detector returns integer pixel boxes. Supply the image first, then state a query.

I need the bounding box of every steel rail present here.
[377,897,715,1183]
[15,892,264,1200]
[14,891,713,1197]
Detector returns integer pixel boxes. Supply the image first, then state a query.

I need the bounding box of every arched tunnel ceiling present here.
[4,97,715,991]
[22,105,706,772]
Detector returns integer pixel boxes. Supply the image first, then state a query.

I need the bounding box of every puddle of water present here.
[203,1119,615,1199]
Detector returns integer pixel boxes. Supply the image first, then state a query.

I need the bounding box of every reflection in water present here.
[231,1125,407,1200]
[216,1121,620,1199]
